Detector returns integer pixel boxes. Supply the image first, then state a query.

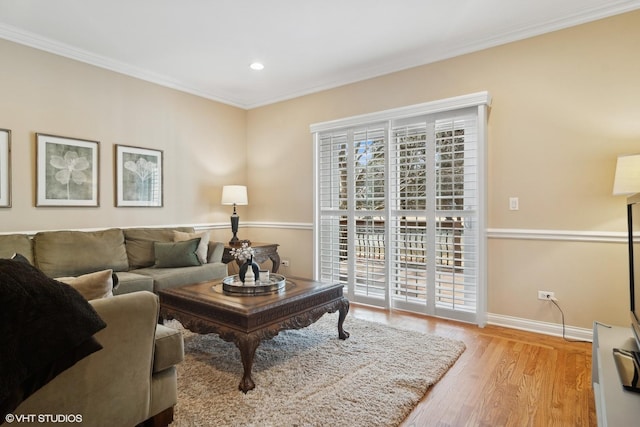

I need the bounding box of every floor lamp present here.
[613,154,640,196]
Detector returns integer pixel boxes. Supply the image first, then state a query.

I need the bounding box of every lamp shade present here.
[613,155,640,196]
[221,185,248,205]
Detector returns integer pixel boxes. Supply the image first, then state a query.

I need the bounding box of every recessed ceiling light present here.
[249,62,264,71]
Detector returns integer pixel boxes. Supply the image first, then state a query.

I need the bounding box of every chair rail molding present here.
[194,221,313,232]
[4,225,623,242]
[487,228,626,243]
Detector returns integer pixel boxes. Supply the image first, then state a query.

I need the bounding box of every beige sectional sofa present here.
[0,226,228,294]
[0,226,228,427]
[7,291,183,427]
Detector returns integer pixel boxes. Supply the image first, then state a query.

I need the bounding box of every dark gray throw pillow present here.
[10,253,31,265]
[153,237,202,268]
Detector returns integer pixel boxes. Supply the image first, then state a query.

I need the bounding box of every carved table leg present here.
[236,335,261,393]
[338,298,350,340]
[269,252,281,273]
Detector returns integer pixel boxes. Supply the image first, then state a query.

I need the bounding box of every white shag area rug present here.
[167,313,465,427]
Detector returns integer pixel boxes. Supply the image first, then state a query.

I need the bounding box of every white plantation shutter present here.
[433,115,478,319]
[389,121,430,308]
[318,131,348,211]
[317,132,348,286]
[312,93,489,325]
[318,215,348,286]
[317,125,390,304]
[352,126,387,303]
[389,118,433,311]
[353,127,386,211]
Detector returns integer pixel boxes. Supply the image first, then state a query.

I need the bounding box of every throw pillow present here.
[10,253,31,265]
[56,269,114,300]
[154,238,202,268]
[173,230,210,264]
[0,259,106,419]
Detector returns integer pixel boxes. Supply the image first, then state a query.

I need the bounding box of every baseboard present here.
[488,313,593,342]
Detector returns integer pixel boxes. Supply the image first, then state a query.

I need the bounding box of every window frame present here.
[311,92,491,325]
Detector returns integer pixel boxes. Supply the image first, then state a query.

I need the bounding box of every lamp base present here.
[229,213,240,246]
[228,208,251,247]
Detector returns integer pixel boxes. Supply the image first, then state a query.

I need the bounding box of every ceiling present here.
[0,0,639,109]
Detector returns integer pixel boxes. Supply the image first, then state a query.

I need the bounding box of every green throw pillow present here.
[154,238,202,268]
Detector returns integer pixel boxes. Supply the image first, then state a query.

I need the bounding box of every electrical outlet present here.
[281,259,290,267]
[509,197,519,211]
[538,290,555,300]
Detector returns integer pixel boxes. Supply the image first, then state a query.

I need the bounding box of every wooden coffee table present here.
[158,277,350,393]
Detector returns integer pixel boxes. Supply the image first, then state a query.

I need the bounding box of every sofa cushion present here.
[0,259,106,419]
[0,234,34,265]
[174,230,210,264]
[208,241,224,264]
[124,227,194,269]
[56,269,114,300]
[132,262,228,292]
[112,271,155,295]
[153,324,184,373]
[153,239,202,268]
[33,229,129,277]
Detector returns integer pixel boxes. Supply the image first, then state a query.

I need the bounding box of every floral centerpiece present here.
[230,242,254,262]
[230,242,259,284]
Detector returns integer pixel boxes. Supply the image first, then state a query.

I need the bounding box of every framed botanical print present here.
[36,133,99,207]
[115,144,163,207]
[0,129,10,207]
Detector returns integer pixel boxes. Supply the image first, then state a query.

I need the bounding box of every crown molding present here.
[248,1,640,109]
[0,23,246,109]
[436,0,640,65]
[2,1,639,109]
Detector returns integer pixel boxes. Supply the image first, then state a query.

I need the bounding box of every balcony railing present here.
[341,218,463,271]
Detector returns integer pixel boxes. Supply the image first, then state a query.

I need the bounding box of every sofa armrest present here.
[153,324,184,373]
[13,291,159,427]
[207,241,225,263]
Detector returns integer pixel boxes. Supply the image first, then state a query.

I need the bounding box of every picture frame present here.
[36,133,99,207]
[0,129,11,208]
[115,144,163,207]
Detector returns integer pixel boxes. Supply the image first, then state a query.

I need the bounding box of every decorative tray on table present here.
[221,273,287,295]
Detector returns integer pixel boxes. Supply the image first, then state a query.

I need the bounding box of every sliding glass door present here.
[313,93,489,325]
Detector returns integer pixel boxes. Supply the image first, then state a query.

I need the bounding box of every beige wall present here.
[0,38,247,232]
[246,11,640,328]
[2,11,639,329]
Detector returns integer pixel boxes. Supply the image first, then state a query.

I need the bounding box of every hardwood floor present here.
[349,304,596,427]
